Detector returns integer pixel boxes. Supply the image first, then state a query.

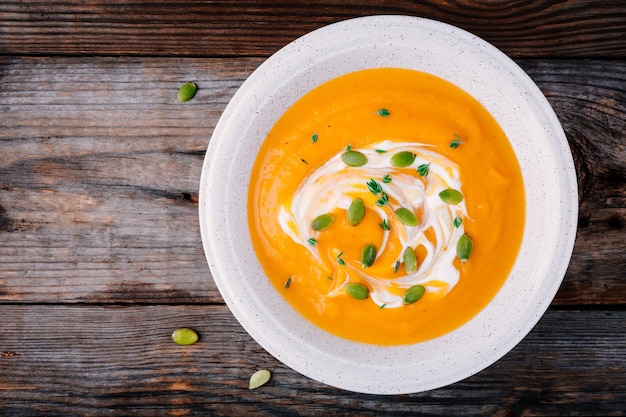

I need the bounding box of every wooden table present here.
[1,2,624,415]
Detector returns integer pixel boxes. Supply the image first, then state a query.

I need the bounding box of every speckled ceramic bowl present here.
[199,16,578,394]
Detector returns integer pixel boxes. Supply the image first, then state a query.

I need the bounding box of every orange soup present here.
[248,68,525,345]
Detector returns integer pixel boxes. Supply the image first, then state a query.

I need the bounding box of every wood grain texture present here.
[1,2,624,415]
[1,0,625,58]
[1,305,624,416]
[1,57,624,305]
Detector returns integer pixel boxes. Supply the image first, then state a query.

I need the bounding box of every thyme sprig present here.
[366,178,383,195]
[375,192,389,207]
[450,133,463,149]
[454,216,463,228]
[417,163,430,177]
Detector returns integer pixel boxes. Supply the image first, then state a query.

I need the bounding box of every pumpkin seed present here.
[311,213,334,231]
[341,151,368,167]
[403,285,426,304]
[346,283,369,300]
[177,82,197,102]
[347,198,365,225]
[361,244,377,268]
[390,151,416,167]
[249,369,271,389]
[171,328,199,345]
[456,233,473,262]
[439,189,464,204]
[395,207,418,226]
[403,247,417,273]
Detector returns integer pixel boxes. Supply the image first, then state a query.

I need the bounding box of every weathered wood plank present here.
[0,57,260,304]
[0,57,624,304]
[0,306,624,416]
[1,1,625,58]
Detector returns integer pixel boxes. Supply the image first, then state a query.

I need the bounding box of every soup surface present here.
[248,68,525,345]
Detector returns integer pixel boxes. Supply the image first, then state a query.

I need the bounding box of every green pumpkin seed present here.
[347,198,365,225]
[341,151,368,167]
[171,328,199,345]
[403,247,417,273]
[395,207,418,226]
[439,189,464,204]
[311,213,334,231]
[361,244,377,268]
[249,369,271,389]
[346,283,369,300]
[177,82,197,102]
[403,285,426,304]
[456,233,473,262]
[390,151,416,167]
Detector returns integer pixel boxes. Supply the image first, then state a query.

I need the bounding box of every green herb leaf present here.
[307,237,317,246]
[375,149,387,154]
[361,244,377,268]
[366,178,383,195]
[375,192,389,207]
[453,216,462,228]
[285,276,292,289]
[347,198,366,225]
[346,283,369,300]
[380,303,387,310]
[416,163,430,177]
[379,218,390,230]
[456,233,473,262]
[311,213,334,231]
[394,260,400,273]
[310,133,318,144]
[341,151,368,167]
[327,276,333,280]
[450,134,463,149]
[377,108,391,117]
[403,285,426,305]
[390,151,416,167]
[346,143,352,152]
[439,189,464,204]
[382,174,392,183]
[336,252,346,265]
[403,247,418,273]
[395,207,418,226]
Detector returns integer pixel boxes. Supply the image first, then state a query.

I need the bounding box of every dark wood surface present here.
[1,2,625,416]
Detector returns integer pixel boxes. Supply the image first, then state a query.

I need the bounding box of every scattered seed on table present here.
[249,369,271,389]
[171,327,199,345]
[177,81,197,102]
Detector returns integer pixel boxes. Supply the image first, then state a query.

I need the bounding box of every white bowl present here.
[199,15,578,394]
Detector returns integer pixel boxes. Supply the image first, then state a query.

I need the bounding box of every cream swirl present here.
[278,140,467,308]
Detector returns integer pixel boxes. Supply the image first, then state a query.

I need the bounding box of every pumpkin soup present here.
[248,68,525,345]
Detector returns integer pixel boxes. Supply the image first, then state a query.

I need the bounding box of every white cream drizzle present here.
[278,140,467,308]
